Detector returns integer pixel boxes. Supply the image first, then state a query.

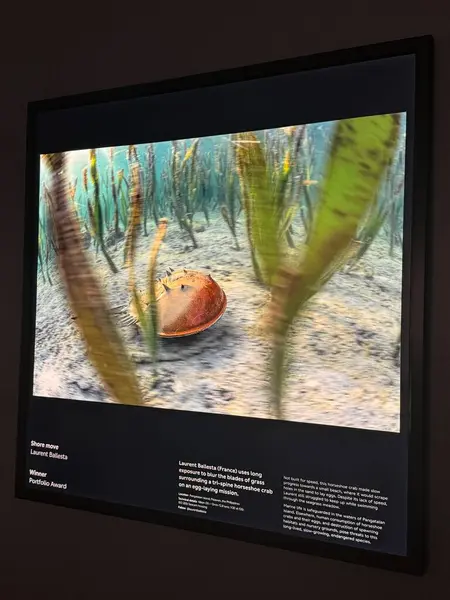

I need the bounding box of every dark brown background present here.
[1,3,447,598]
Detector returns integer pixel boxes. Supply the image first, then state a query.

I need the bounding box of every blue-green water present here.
[38,120,339,239]
[38,115,406,259]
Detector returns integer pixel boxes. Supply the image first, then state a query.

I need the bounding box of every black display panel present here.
[15,36,432,573]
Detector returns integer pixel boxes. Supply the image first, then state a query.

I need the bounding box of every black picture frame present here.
[15,35,433,574]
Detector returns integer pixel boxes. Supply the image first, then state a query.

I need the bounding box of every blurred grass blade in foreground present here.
[124,161,143,268]
[89,149,118,273]
[43,152,143,406]
[147,218,169,362]
[269,114,401,418]
[126,161,152,349]
[234,132,280,285]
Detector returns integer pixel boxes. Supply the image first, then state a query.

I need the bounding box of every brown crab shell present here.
[131,269,227,338]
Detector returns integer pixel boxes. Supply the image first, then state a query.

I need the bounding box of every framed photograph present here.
[15,34,433,573]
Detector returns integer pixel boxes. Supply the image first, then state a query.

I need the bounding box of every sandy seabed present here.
[34,215,402,433]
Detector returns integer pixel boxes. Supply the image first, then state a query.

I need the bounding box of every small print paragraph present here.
[178,461,274,515]
[282,476,388,546]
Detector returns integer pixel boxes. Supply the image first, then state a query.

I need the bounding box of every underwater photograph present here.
[33,113,406,432]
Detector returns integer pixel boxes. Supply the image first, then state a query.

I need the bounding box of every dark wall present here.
[1,3,448,598]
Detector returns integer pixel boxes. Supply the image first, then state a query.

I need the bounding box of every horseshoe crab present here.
[129,268,227,338]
